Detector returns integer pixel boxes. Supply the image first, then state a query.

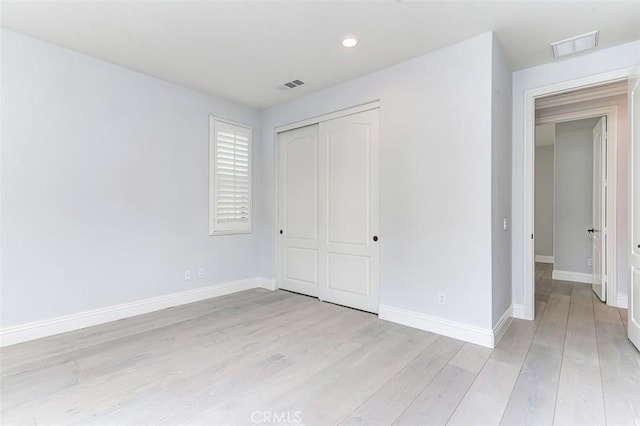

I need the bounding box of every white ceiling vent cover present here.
[550,30,599,58]
[278,79,305,90]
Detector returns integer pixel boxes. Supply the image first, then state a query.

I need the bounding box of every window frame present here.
[209,117,253,235]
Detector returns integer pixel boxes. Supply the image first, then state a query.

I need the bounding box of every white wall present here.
[537,94,629,300]
[0,30,261,327]
[535,143,554,257]
[511,40,640,307]
[259,33,495,329]
[491,37,513,326]
[554,118,599,274]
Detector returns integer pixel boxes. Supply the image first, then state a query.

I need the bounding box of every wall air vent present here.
[278,79,305,90]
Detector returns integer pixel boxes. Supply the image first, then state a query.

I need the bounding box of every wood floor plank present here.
[536,276,554,305]
[553,284,606,426]
[593,298,640,426]
[499,292,570,426]
[269,329,434,425]
[619,307,629,333]
[447,316,544,426]
[393,343,492,426]
[340,336,461,425]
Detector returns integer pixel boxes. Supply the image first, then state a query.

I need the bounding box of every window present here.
[209,118,252,234]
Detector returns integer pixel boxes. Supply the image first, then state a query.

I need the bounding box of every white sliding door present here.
[276,108,380,313]
[277,124,320,296]
[318,109,380,313]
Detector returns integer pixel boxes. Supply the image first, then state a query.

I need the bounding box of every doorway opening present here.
[527,78,630,320]
[535,115,608,305]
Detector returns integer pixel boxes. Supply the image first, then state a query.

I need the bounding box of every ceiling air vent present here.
[550,30,598,59]
[278,79,305,90]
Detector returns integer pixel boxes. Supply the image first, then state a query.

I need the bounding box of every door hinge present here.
[531,233,534,240]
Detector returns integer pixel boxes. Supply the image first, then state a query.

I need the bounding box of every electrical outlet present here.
[184,270,191,281]
[198,268,205,279]
[438,293,446,305]
[587,258,593,266]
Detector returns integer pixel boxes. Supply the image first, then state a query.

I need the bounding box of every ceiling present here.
[2,1,639,110]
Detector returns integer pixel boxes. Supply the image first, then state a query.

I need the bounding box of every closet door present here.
[277,124,319,296]
[318,109,379,313]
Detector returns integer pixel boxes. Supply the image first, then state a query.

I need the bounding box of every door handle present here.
[373,236,378,242]
[279,230,283,235]
[587,228,595,234]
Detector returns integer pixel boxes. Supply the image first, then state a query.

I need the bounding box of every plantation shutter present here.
[210,119,252,234]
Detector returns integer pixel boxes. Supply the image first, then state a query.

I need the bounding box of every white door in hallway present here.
[592,117,607,301]
[277,124,320,296]
[629,68,640,351]
[318,109,380,313]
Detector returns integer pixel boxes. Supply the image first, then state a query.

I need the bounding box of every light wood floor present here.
[2,264,639,425]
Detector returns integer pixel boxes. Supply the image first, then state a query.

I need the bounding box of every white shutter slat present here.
[210,119,252,234]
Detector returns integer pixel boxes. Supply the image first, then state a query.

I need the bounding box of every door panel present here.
[328,253,370,296]
[629,67,640,351]
[319,109,379,313]
[285,247,317,284]
[328,125,370,245]
[592,117,606,301]
[278,124,319,296]
[285,138,318,240]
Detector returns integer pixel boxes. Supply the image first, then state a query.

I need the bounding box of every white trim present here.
[257,277,277,291]
[535,81,627,109]
[493,306,514,347]
[616,295,628,309]
[552,270,594,284]
[275,100,380,133]
[0,277,276,348]
[536,106,618,126]
[535,255,554,263]
[522,67,633,321]
[379,305,495,348]
[512,304,526,319]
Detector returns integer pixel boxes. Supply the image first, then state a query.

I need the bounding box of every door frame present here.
[273,101,380,292]
[535,106,618,305]
[522,67,633,321]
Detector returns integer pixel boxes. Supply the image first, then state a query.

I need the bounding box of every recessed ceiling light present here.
[550,30,598,59]
[342,36,358,48]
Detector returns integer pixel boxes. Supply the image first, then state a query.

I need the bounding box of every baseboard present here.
[257,277,277,291]
[512,304,526,319]
[0,277,276,348]
[616,295,628,309]
[492,306,514,347]
[552,270,593,284]
[378,305,495,348]
[535,255,554,264]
